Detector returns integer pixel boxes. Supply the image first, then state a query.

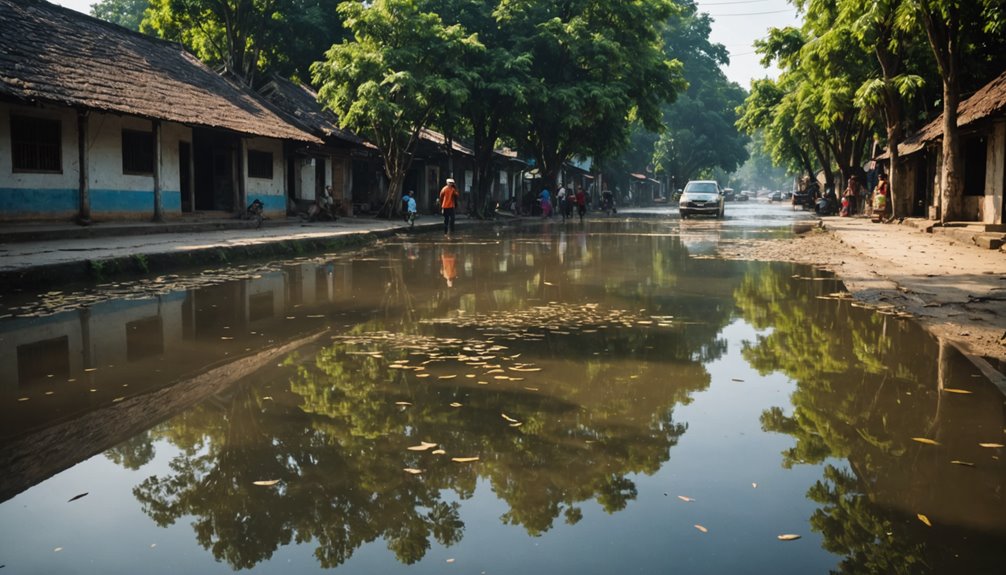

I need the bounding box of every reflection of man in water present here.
[440,250,457,287]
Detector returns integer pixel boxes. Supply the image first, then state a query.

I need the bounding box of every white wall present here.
[245,137,286,199]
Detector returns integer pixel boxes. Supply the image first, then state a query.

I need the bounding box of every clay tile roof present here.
[258,75,371,147]
[0,0,320,144]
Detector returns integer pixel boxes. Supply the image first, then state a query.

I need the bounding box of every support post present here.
[152,119,163,222]
[76,110,91,225]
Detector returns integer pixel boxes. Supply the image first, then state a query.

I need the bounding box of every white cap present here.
[446,178,455,184]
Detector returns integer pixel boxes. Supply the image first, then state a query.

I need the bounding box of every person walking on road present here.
[405,190,418,227]
[439,178,459,236]
[575,186,587,223]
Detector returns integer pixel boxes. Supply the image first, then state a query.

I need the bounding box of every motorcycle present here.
[815,188,838,216]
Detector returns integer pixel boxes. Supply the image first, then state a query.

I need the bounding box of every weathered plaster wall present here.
[984,120,1005,225]
[244,137,286,216]
[0,103,80,219]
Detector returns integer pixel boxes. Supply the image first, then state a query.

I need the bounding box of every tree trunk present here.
[940,68,963,222]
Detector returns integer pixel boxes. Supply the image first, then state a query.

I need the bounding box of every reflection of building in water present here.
[0,260,353,397]
[0,261,355,502]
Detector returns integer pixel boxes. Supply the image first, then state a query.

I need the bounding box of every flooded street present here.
[2,204,1005,574]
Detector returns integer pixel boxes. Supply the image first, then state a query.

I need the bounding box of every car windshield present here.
[684,182,718,194]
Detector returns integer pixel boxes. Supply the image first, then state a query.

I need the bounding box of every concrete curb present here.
[0,217,506,290]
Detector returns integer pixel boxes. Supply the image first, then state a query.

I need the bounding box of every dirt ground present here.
[716,216,1006,376]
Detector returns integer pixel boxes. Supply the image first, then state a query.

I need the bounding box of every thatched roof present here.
[897,68,1006,156]
[0,0,320,144]
[258,75,370,147]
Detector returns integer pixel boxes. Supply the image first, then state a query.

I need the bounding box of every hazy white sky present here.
[50,0,799,88]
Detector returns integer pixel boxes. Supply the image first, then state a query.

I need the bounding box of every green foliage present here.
[499,0,686,185]
[90,0,150,31]
[142,0,347,84]
[312,0,483,214]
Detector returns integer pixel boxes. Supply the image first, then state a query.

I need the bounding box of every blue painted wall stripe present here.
[0,188,181,215]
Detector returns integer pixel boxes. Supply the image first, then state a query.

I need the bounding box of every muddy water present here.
[1,220,1004,574]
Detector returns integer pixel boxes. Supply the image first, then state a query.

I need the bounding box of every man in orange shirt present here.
[438,178,460,236]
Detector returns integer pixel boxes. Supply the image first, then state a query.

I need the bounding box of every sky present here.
[49,0,801,88]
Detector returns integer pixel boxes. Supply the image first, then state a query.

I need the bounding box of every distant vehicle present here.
[722,187,736,201]
[768,191,783,202]
[679,180,724,219]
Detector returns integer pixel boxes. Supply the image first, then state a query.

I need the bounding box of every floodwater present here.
[1,209,1005,574]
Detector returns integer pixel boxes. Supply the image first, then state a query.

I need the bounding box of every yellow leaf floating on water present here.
[509,422,523,427]
[752,483,758,489]
[407,442,438,451]
[395,401,412,406]
[694,524,708,533]
[432,449,446,455]
[501,413,519,423]
[777,534,801,541]
[403,468,423,475]
[950,460,975,467]
[917,514,932,527]
[979,443,1005,448]
[416,374,431,378]
[439,375,458,380]
[942,388,973,394]
[253,480,280,486]
[677,496,694,502]
[450,402,463,408]
[451,456,479,463]
[911,437,940,446]
[509,366,542,372]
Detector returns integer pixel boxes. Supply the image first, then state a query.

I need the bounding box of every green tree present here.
[650,5,749,185]
[500,0,685,188]
[899,0,1004,222]
[142,0,346,85]
[90,0,149,30]
[427,0,531,218]
[312,0,482,218]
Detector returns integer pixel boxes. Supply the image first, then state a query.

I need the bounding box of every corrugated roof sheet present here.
[0,0,320,144]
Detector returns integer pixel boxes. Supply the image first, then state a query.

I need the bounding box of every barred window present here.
[122,129,154,174]
[11,115,62,173]
[248,150,273,179]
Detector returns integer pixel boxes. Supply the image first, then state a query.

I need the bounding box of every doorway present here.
[179,142,193,212]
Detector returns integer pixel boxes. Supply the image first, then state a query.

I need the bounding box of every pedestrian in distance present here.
[439,178,459,236]
[557,185,568,221]
[872,172,891,223]
[575,186,587,223]
[539,187,552,218]
[405,189,418,227]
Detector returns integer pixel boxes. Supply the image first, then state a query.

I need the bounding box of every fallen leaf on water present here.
[451,456,480,463]
[395,401,412,406]
[694,525,708,533]
[53,547,63,552]
[752,483,758,488]
[950,460,975,467]
[777,534,801,541]
[84,368,98,372]
[220,336,234,340]
[446,558,456,563]
[911,437,940,446]
[17,397,29,402]
[416,374,431,378]
[979,443,1005,448]
[253,480,280,486]
[677,496,694,502]
[432,449,446,455]
[403,468,423,475]
[67,493,88,503]
[917,514,932,527]
[407,442,438,451]
[449,402,463,408]
[509,422,523,427]
[942,388,973,394]
[509,366,542,372]
[731,378,745,382]
[501,413,519,423]
[439,375,458,380]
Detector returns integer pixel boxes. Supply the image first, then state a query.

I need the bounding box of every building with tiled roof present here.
[0,0,321,222]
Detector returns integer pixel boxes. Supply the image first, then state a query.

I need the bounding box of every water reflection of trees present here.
[118,225,750,570]
[735,263,1006,574]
